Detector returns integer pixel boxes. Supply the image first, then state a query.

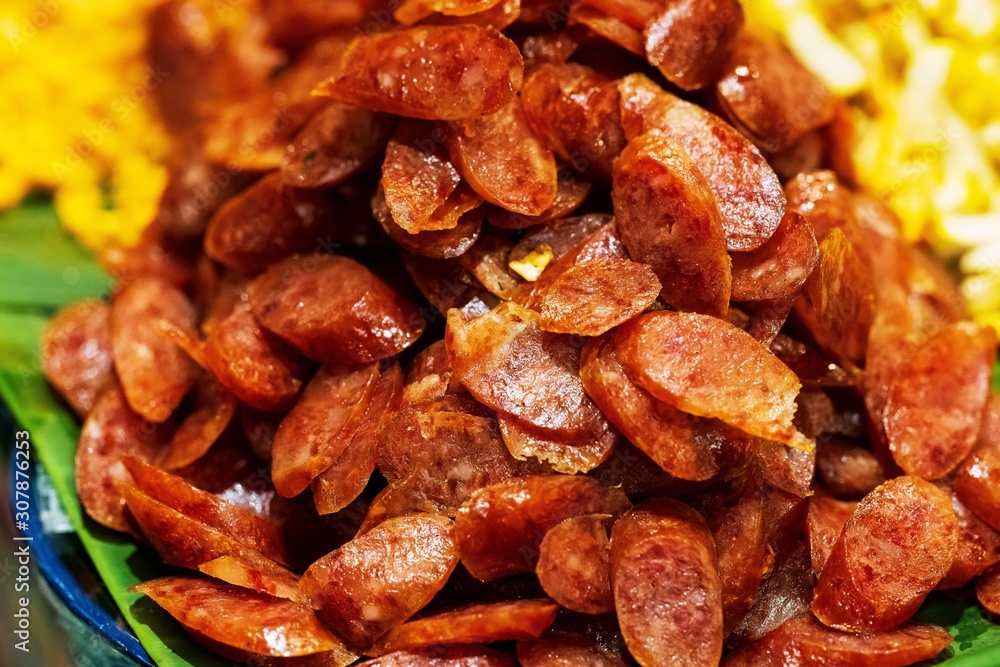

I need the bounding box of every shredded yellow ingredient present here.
[745,0,1000,330]
[0,0,171,251]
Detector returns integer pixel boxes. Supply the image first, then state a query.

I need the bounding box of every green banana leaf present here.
[1,201,999,667]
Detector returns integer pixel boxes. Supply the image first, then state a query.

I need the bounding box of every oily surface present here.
[43,5,999,664]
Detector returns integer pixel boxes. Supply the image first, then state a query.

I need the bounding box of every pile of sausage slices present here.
[40,0,1000,665]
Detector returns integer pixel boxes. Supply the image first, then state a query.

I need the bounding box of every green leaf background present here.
[1,202,998,666]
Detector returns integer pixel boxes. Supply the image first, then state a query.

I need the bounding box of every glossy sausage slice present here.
[580,336,748,482]
[197,302,308,413]
[885,322,996,479]
[301,514,459,647]
[251,254,425,364]
[536,514,614,614]
[618,73,784,251]
[157,377,237,471]
[978,565,1000,615]
[536,258,660,336]
[644,0,743,90]
[282,103,394,188]
[381,119,482,234]
[723,615,953,667]
[271,363,379,498]
[614,311,811,450]
[521,62,626,182]
[204,172,335,274]
[312,361,404,515]
[133,576,353,660]
[716,32,836,153]
[123,457,290,565]
[454,475,630,581]
[806,493,857,577]
[730,211,819,302]
[517,633,628,666]
[611,498,723,667]
[41,300,114,417]
[371,599,559,654]
[811,476,959,632]
[934,481,1000,589]
[357,646,515,666]
[952,397,1000,532]
[75,384,171,532]
[446,302,610,449]
[445,96,558,216]
[315,25,522,120]
[198,555,308,605]
[613,133,731,317]
[111,276,198,422]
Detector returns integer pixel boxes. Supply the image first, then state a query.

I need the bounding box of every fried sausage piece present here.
[536,258,660,337]
[315,25,523,120]
[613,133,731,318]
[75,384,171,532]
[614,311,811,450]
[495,412,618,476]
[362,395,522,530]
[198,555,307,605]
[885,322,996,479]
[978,565,1000,615]
[454,475,630,581]
[282,103,395,189]
[952,396,1000,532]
[811,476,959,632]
[445,96,557,216]
[301,514,459,647]
[124,457,290,565]
[111,275,198,422]
[41,300,115,417]
[372,186,482,260]
[204,172,336,275]
[394,0,502,26]
[730,211,819,302]
[723,615,953,667]
[157,377,238,471]
[800,227,876,365]
[271,363,379,498]
[357,646,514,666]
[610,498,723,667]
[716,32,836,153]
[815,438,884,500]
[580,336,749,482]
[645,0,743,91]
[251,254,425,364]
[486,170,591,230]
[312,361,404,515]
[197,302,309,413]
[517,633,628,666]
[536,514,614,614]
[521,62,626,182]
[133,576,353,660]
[806,493,857,577]
[382,119,483,234]
[446,302,611,452]
[689,478,768,635]
[371,599,559,654]
[934,481,1000,589]
[618,73,785,251]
